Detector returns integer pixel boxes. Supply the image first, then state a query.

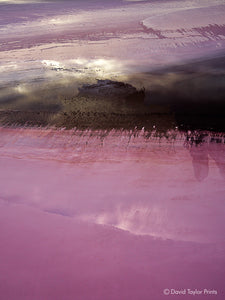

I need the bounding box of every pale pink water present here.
[0,128,224,299]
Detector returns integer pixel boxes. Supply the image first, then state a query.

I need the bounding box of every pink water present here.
[0,128,224,299]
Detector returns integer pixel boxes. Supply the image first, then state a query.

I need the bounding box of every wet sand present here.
[1,0,225,132]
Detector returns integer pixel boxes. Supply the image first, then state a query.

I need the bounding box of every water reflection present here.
[0,128,224,242]
[190,145,209,181]
[187,133,225,181]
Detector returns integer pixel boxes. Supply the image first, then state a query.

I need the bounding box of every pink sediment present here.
[0,127,224,299]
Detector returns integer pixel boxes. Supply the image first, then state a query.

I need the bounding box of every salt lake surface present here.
[0,0,225,299]
[0,127,225,299]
